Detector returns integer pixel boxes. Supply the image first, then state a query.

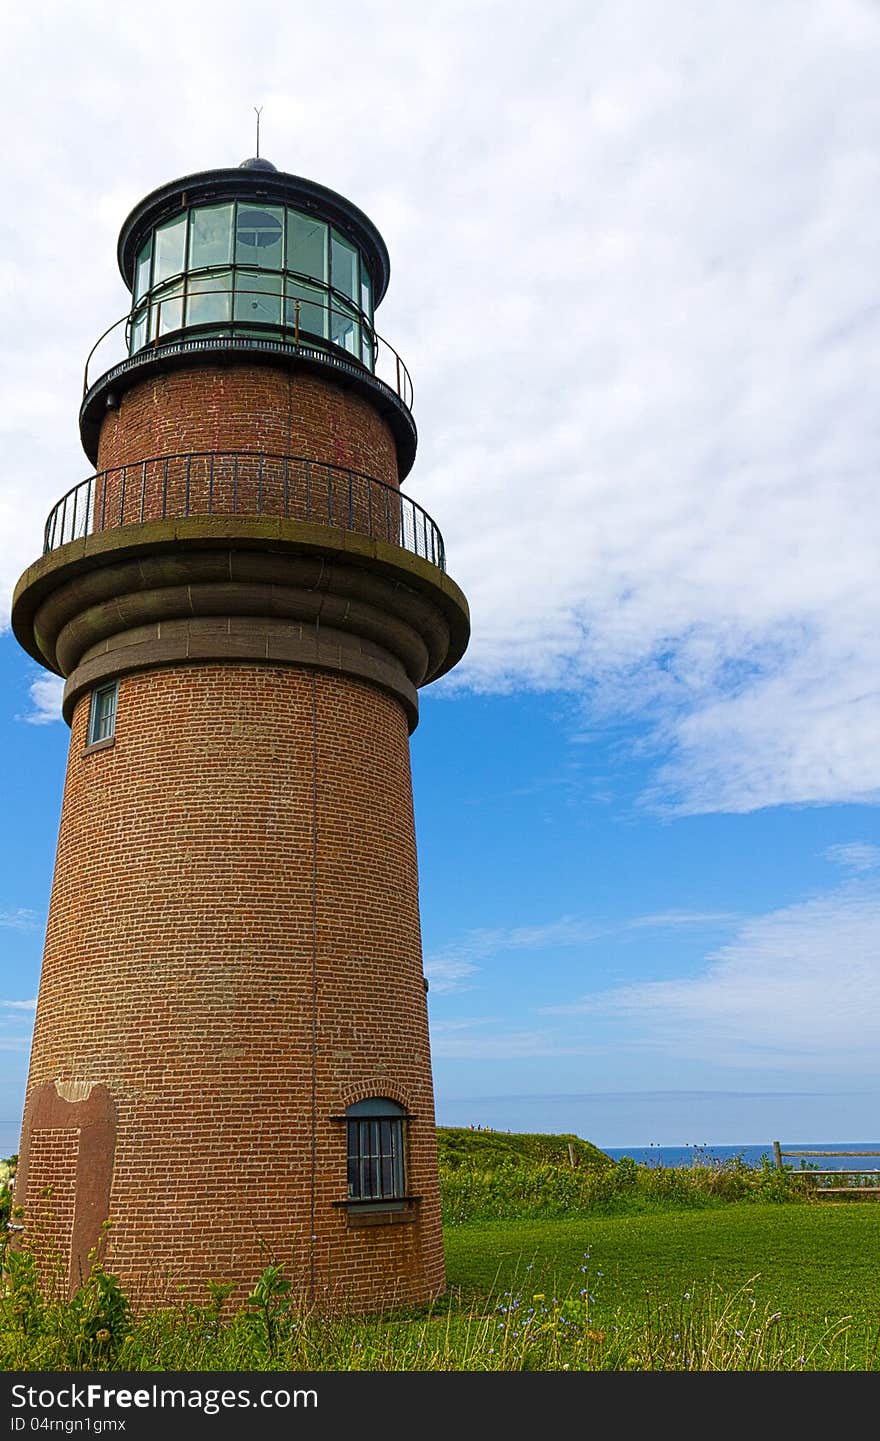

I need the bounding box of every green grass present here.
[3,1139,880,1370]
[3,1205,879,1370]
[436,1126,613,1171]
[444,1207,880,1343]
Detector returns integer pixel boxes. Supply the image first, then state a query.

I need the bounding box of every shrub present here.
[438,1152,812,1224]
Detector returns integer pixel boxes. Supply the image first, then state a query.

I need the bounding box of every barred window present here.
[346,1098,405,1202]
[88,681,118,746]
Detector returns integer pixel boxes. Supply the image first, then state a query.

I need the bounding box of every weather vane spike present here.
[254,106,263,159]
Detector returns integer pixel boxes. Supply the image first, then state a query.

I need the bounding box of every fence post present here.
[773,1141,784,1171]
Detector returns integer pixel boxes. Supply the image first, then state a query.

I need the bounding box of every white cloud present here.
[825,842,880,873]
[0,999,37,1011]
[425,917,604,993]
[426,909,737,993]
[2,3,880,812]
[544,878,880,1073]
[16,676,64,727]
[431,1025,589,1061]
[0,911,39,932]
[627,911,740,931]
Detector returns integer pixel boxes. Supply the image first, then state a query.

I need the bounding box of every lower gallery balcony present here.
[43,451,446,572]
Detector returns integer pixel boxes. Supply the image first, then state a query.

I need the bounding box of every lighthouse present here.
[11,155,469,1312]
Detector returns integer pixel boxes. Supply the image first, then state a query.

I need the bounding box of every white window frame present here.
[88,681,118,746]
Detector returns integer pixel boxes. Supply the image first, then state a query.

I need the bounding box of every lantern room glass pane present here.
[236,204,284,269]
[330,296,359,356]
[188,204,233,270]
[234,270,282,325]
[287,209,327,283]
[286,279,327,339]
[187,270,232,326]
[134,240,152,303]
[130,303,148,353]
[360,268,372,321]
[153,214,187,285]
[331,231,359,302]
[155,280,184,336]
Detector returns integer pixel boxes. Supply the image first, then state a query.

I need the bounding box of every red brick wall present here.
[22,664,444,1311]
[96,366,399,488]
[23,1128,79,1283]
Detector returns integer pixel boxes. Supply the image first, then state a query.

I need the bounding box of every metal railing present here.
[83,281,414,411]
[43,451,445,571]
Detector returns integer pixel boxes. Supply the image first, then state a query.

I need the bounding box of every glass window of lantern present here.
[360,267,372,322]
[285,278,327,339]
[331,231,359,302]
[361,323,375,370]
[134,240,152,303]
[235,204,284,270]
[187,271,233,326]
[154,280,184,336]
[330,296,359,356]
[286,210,327,284]
[188,204,233,270]
[234,270,282,326]
[153,214,187,285]
[130,304,148,353]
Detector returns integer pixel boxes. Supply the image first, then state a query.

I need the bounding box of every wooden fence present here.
[773,1142,880,1196]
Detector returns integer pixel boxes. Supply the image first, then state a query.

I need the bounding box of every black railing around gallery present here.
[43,451,445,572]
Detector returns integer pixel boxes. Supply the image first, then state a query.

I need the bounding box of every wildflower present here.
[95,1329,111,1342]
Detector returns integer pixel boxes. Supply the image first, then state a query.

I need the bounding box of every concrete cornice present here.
[12,518,470,733]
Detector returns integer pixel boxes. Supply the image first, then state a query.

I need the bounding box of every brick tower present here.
[11,156,468,1312]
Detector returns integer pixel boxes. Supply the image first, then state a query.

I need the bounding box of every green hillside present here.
[436,1126,613,1170]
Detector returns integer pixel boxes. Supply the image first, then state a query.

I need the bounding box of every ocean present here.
[603,1142,880,1171]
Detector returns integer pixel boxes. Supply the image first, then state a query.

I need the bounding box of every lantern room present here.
[122,159,381,367]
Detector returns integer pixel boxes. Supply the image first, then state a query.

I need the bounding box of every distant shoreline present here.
[604,1141,880,1170]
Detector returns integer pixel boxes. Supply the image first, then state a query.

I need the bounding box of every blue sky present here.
[3,0,880,1153]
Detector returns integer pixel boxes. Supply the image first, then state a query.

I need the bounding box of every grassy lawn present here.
[444,1205,880,1344]
[4,1136,880,1369]
[3,1204,880,1369]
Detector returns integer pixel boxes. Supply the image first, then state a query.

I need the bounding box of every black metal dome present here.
[239,156,278,171]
